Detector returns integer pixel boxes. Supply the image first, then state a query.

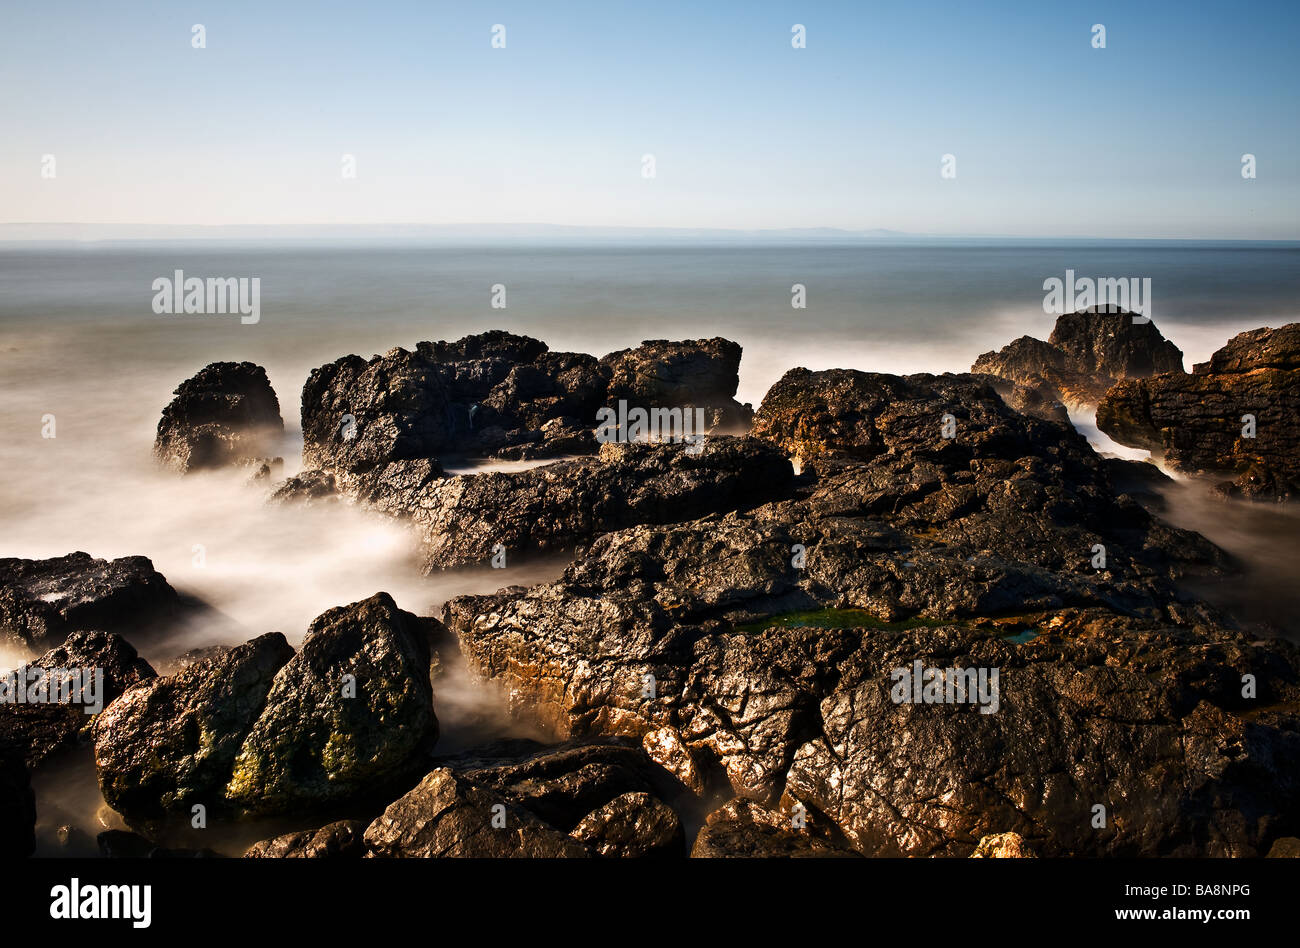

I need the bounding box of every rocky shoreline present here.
[3,310,1299,859]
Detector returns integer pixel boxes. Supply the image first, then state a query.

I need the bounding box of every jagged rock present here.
[440,359,1300,856]
[973,309,1184,408]
[0,552,182,652]
[0,751,35,858]
[569,791,684,857]
[94,593,438,822]
[971,832,1035,857]
[91,632,294,821]
[269,470,338,505]
[300,331,605,475]
[391,436,793,571]
[432,738,688,829]
[363,768,590,858]
[600,338,753,429]
[641,726,706,795]
[1098,323,1300,501]
[0,630,156,769]
[243,819,368,858]
[225,593,438,815]
[154,361,283,474]
[690,799,860,858]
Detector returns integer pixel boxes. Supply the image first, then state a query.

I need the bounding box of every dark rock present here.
[433,738,688,830]
[363,768,591,857]
[91,632,295,821]
[0,552,182,652]
[1,630,156,769]
[225,593,438,816]
[269,469,338,505]
[300,332,604,475]
[1098,324,1300,501]
[570,791,683,857]
[243,819,368,858]
[973,309,1184,408]
[0,751,36,858]
[396,436,793,571]
[600,337,753,429]
[154,361,283,474]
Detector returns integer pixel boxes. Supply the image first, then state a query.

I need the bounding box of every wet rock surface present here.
[92,593,437,823]
[439,364,1300,856]
[0,552,183,652]
[973,309,1184,408]
[391,437,793,571]
[243,819,368,858]
[1098,323,1300,501]
[154,361,283,474]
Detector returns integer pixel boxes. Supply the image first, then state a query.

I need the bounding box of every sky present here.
[1,0,1297,238]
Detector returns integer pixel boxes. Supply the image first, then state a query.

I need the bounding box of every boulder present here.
[1098,323,1300,501]
[0,552,182,652]
[91,632,294,821]
[971,832,1035,858]
[243,819,368,858]
[154,361,283,473]
[600,337,753,429]
[363,768,590,858]
[690,799,860,858]
[225,593,438,815]
[972,309,1184,408]
[94,593,439,823]
[569,791,684,857]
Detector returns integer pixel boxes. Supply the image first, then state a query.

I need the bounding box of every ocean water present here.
[2,241,1299,650]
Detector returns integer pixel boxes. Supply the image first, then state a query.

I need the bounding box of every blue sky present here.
[1,0,1297,237]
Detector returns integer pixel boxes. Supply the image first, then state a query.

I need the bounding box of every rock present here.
[641,726,707,795]
[244,819,368,858]
[225,593,438,815]
[690,799,860,858]
[363,768,591,858]
[570,791,684,857]
[1266,837,1300,858]
[268,470,338,505]
[0,552,182,652]
[0,751,36,858]
[971,832,1035,857]
[300,332,604,476]
[432,738,688,830]
[441,362,1300,857]
[393,436,793,571]
[154,361,283,474]
[600,338,753,429]
[91,632,295,821]
[973,309,1184,408]
[0,630,156,769]
[1098,323,1300,501]
[93,592,438,822]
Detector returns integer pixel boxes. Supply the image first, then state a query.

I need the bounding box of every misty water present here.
[2,241,1298,853]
